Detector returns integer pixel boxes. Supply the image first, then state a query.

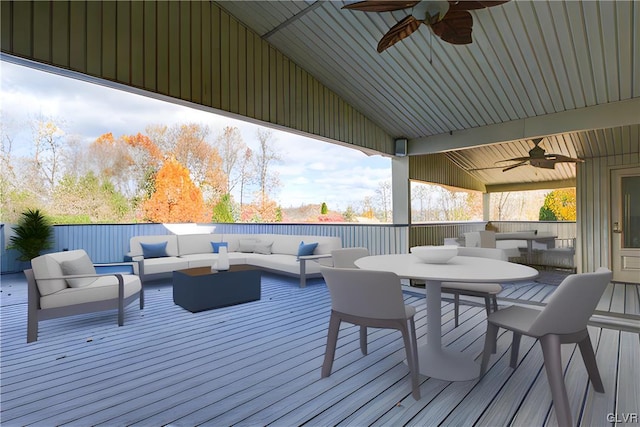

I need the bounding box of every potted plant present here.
[8,209,54,263]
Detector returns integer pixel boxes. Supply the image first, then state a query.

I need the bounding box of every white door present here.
[611,167,640,283]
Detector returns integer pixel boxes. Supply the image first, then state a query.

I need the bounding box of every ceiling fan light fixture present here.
[412,0,450,23]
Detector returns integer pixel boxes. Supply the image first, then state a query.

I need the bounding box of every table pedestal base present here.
[415,345,479,381]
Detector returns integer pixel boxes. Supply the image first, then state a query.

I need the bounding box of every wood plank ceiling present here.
[219,0,639,188]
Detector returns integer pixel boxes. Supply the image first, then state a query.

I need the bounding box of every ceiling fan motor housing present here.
[413,0,450,23]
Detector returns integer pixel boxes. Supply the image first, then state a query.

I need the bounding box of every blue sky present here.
[0,59,391,210]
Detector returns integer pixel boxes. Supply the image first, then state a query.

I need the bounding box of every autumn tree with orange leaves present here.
[142,158,209,223]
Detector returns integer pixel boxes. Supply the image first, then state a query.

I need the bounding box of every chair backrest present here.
[321,267,407,319]
[529,267,613,336]
[464,231,496,248]
[457,246,508,261]
[331,247,369,268]
[31,249,91,296]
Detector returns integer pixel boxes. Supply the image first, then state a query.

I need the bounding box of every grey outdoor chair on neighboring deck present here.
[331,247,369,268]
[480,267,612,426]
[320,267,421,400]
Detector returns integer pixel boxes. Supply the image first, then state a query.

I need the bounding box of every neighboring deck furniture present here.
[480,267,612,426]
[495,231,557,264]
[331,247,369,268]
[464,230,497,248]
[320,267,421,400]
[173,265,261,313]
[355,254,538,381]
[535,238,576,271]
[27,249,143,343]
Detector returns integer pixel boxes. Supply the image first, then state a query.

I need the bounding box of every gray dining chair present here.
[480,267,612,426]
[320,267,421,400]
[414,246,508,327]
[331,247,369,268]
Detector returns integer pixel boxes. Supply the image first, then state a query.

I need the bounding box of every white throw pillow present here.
[238,239,259,253]
[253,242,273,255]
[60,253,98,288]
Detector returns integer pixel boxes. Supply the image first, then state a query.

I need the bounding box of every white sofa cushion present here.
[130,235,180,257]
[245,253,327,275]
[253,241,273,255]
[271,235,306,256]
[313,237,341,256]
[40,274,142,309]
[142,256,189,275]
[177,233,223,255]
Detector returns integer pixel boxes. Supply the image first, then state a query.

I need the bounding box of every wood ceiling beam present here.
[408,98,640,155]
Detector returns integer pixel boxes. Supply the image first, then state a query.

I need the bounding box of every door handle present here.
[613,222,622,233]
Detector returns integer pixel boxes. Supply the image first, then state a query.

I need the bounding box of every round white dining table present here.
[354,254,539,381]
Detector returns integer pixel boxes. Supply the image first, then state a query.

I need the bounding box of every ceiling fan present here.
[342,0,510,52]
[487,138,584,172]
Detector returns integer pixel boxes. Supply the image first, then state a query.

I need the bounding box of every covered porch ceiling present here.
[219,0,639,189]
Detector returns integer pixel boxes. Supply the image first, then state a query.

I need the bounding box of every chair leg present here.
[510,332,522,368]
[401,319,421,400]
[491,295,498,312]
[321,312,342,378]
[484,296,492,317]
[27,311,38,343]
[540,334,573,427]
[480,322,499,378]
[360,326,368,356]
[454,293,460,327]
[577,333,604,393]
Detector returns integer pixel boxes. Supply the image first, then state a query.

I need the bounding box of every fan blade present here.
[377,15,422,52]
[448,1,510,11]
[342,1,420,12]
[502,161,528,172]
[430,10,473,44]
[496,156,531,163]
[467,165,509,171]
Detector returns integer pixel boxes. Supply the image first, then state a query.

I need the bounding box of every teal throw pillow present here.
[211,242,228,253]
[297,241,318,258]
[140,241,168,258]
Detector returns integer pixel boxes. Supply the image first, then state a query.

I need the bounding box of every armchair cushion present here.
[60,253,98,288]
[140,241,168,259]
[40,274,142,309]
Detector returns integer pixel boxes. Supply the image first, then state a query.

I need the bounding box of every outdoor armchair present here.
[27,249,143,343]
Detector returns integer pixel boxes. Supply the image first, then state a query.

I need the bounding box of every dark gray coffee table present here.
[173,265,261,313]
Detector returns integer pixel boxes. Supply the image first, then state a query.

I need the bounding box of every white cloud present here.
[1,59,391,210]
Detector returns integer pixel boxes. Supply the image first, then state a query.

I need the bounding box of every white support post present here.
[392,156,410,225]
[483,192,491,222]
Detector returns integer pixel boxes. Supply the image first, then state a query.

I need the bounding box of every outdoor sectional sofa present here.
[128,233,342,287]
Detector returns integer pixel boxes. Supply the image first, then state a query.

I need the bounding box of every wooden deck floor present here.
[1,270,638,426]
